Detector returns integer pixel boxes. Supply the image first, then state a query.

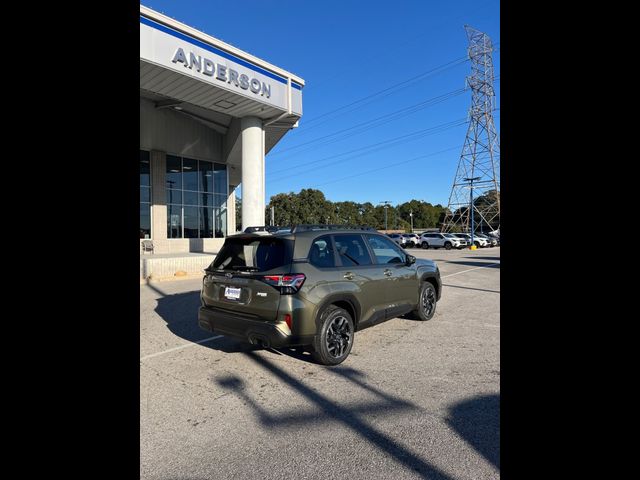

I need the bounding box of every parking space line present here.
[140,335,223,361]
[441,262,500,278]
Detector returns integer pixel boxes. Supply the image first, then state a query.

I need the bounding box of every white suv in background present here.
[452,233,489,248]
[387,233,407,248]
[475,233,497,247]
[419,232,465,250]
[402,233,420,247]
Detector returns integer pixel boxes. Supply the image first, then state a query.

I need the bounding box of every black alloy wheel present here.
[312,306,354,366]
[414,282,437,321]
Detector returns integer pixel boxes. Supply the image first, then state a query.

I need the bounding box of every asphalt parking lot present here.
[140,246,500,480]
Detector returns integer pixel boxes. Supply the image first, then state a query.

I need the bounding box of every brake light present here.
[260,274,306,294]
[284,314,292,329]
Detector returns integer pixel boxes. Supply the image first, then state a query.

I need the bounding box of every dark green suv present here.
[198,226,441,365]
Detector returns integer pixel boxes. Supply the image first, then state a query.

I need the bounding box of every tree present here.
[266,189,333,226]
[235,194,242,231]
[265,189,450,231]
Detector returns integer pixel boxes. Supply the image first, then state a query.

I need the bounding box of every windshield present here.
[444,234,457,238]
[210,237,291,272]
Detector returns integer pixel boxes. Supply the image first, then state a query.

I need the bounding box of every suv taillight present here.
[260,274,306,294]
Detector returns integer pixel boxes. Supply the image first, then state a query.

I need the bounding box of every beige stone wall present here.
[139,238,225,254]
[140,254,216,281]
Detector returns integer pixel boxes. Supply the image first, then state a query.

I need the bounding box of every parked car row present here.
[387,231,499,250]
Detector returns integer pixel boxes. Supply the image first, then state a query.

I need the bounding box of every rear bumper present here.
[198,306,314,348]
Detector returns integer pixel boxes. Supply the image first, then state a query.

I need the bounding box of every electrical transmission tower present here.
[442,25,500,234]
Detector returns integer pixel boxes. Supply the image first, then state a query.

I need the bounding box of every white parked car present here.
[419,232,465,250]
[387,233,407,248]
[452,233,489,248]
[402,233,420,247]
[475,233,497,247]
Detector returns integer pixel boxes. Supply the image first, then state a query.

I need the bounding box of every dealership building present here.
[140,5,304,255]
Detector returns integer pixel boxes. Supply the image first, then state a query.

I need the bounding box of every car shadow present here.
[146,283,499,476]
[214,351,457,480]
[446,393,500,470]
[465,256,500,261]
[442,260,500,268]
[151,287,315,361]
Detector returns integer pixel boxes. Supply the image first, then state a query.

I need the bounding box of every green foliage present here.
[265,189,449,231]
[235,194,241,231]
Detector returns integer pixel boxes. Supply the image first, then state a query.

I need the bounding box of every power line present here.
[274,113,499,189]
[268,117,468,183]
[308,145,464,188]
[294,42,499,136]
[306,0,499,91]
[269,77,500,173]
[299,56,469,129]
[269,87,467,161]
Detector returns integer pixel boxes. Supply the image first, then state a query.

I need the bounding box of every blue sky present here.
[142,0,499,207]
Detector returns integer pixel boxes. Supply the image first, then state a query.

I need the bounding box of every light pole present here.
[409,210,413,233]
[464,176,481,249]
[380,201,391,231]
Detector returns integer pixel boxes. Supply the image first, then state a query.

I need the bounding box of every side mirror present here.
[405,254,416,266]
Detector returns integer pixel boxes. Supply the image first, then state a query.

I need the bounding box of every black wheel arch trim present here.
[419,272,442,301]
[315,293,361,329]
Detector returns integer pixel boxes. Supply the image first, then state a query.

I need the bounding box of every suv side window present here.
[333,234,372,266]
[366,235,406,264]
[308,235,336,268]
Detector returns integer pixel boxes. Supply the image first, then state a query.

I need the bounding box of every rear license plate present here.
[224,287,241,300]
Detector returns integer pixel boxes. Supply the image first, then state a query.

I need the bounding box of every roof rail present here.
[243,226,269,233]
[291,224,377,233]
[243,225,294,234]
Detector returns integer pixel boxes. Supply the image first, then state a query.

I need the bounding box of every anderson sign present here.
[140,14,303,114]
[171,47,271,98]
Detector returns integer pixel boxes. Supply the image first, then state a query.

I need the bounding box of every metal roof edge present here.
[140,5,305,87]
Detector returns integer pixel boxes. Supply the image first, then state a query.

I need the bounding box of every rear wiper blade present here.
[231,266,260,272]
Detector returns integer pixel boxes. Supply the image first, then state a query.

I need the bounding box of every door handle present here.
[343,272,355,280]
[384,269,392,277]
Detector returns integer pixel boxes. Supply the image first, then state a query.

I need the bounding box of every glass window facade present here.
[140,150,151,239]
[165,155,228,238]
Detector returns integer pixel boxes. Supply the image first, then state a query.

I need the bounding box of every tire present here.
[421,242,429,249]
[474,241,480,248]
[311,306,354,366]
[444,242,452,250]
[412,282,437,321]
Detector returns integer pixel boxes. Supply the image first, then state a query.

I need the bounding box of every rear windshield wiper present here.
[231,266,260,272]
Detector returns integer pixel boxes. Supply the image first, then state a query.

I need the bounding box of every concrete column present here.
[150,150,167,243]
[241,116,265,229]
[227,185,237,233]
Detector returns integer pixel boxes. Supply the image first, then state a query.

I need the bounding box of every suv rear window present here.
[210,237,291,272]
